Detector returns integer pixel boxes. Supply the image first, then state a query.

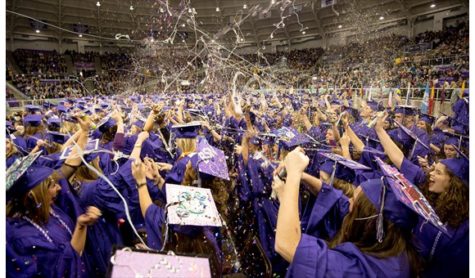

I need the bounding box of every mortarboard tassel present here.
[376,177,387,243]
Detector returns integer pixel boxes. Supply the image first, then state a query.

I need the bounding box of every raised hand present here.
[77,206,102,227]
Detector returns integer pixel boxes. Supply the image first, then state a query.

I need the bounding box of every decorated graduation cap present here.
[109,249,212,278]
[394,105,417,116]
[23,114,43,126]
[274,127,311,151]
[191,140,230,181]
[419,113,435,125]
[440,158,469,186]
[47,131,70,144]
[258,132,277,145]
[171,121,201,139]
[166,183,223,227]
[24,105,42,113]
[6,151,54,201]
[373,157,448,236]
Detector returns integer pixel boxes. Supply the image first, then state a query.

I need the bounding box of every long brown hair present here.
[6,173,59,225]
[422,171,469,228]
[329,192,420,275]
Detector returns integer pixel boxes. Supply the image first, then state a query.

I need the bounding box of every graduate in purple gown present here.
[274,148,420,277]
[6,152,102,278]
[162,122,201,184]
[374,113,469,277]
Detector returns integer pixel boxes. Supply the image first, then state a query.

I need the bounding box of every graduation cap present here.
[171,122,201,139]
[440,158,469,186]
[258,132,277,145]
[373,157,449,237]
[132,119,145,129]
[110,248,212,278]
[24,105,42,113]
[6,151,53,201]
[47,117,62,127]
[6,121,16,133]
[249,136,262,146]
[394,105,417,116]
[365,100,383,112]
[165,183,222,227]
[42,102,54,109]
[393,121,430,160]
[274,127,311,150]
[97,117,116,133]
[192,140,230,180]
[319,152,371,185]
[23,114,43,126]
[57,105,69,113]
[442,130,469,150]
[419,114,435,125]
[47,131,70,144]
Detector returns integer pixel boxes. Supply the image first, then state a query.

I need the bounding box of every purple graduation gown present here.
[415,219,469,277]
[6,206,84,278]
[399,159,468,277]
[286,234,412,277]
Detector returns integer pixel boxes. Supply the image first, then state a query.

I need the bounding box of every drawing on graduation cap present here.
[166,184,222,227]
[274,127,296,142]
[6,151,43,191]
[110,248,211,278]
[196,140,230,180]
[375,157,449,235]
[59,139,100,160]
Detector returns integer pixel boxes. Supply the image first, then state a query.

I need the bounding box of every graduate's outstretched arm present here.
[61,117,90,179]
[300,172,323,195]
[275,147,308,263]
[374,113,404,169]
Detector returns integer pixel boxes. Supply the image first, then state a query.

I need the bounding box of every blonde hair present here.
[60,121,78,134]
[7,173,59,224]
[176,138,197,158]
[6,139,19,158]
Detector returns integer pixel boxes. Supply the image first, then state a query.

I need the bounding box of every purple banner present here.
[74,62,95,70]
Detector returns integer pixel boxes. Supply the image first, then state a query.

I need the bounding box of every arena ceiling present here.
[6,0,469,48]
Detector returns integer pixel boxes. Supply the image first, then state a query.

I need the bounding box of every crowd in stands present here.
[7,21,468,100]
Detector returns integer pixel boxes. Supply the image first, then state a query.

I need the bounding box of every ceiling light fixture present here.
[130,5,134,11]
[150,37,154,42]
[35,29,40,33]
[216,7,220,12]
[271,0,276,4]
[79,34,83,37]
[243,4,248,9]
[430,3,436,8]
[338,24,342,29]
[302,31,306,35]
[270,33,274,39]
[181,23,186,27]
[379,16,384,20]
[96,1,101,7]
